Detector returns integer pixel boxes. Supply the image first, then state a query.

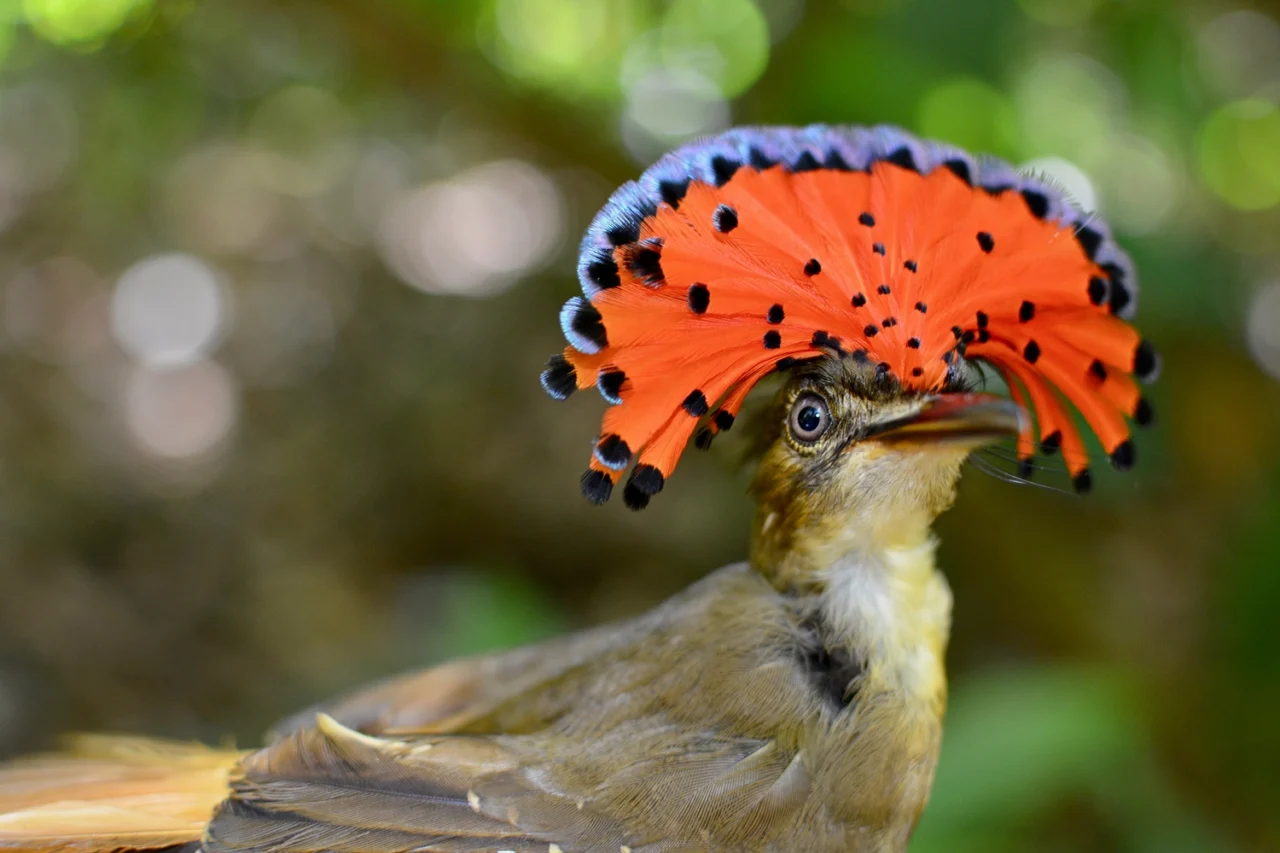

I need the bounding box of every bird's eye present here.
[788,393,830,443]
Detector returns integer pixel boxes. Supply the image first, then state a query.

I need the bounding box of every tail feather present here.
[0,736,243,853]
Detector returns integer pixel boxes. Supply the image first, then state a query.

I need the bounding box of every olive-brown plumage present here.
[0,358,1020,853]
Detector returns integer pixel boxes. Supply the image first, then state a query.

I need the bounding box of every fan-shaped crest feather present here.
[544,125,1158,505]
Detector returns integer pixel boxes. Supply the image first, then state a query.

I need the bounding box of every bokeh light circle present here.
[1016,53,1127,166]
[660,0,770,98]
[1197,10,1280,100]
[1097,134,1179,235]
[621,67,730,161]
[379,160,564,297]
[1197,98,1280,211]
[124,359,238,458]
[916,77,1017,157]
[1246,281,1280,383]
[22,0,150,46]
[110,254,229,367]
[493,0,609,88]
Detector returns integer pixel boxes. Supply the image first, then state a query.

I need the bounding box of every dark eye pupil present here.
[797,405,822,433]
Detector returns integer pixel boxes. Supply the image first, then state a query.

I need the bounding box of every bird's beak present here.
[864,393,1025,448]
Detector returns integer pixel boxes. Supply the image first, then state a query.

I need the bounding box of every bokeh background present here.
[0,0,1277,850]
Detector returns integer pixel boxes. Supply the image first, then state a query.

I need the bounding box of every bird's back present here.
[0,563,946,853]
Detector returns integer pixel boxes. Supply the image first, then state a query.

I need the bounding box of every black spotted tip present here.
[585,256,621,291]
[711,155,740,186]
[748,147,777,170]
[622,464,664,509]
[886,146,919,172]
[1110,439,1136,471]
[1088,275,1108,306]
[1109,280,1133,316]
[540,354,577,400]
[628,245,665,286]
[1133,340,1160,382]
[605,218,641,248]
[1072,469,1093,495]
[694,411,734,452]
[793,150,821,172]
[597,368,627,404]
[630,463,665,496]
[563,298,608,352]
[1021,189,1049,219]
[593,433,632,470]
[1075,225,1103,261]
[682,389,709,417]
[1040,431,1062,456]
[1134,397,1155,427]
[943,158,972,185]
[580,469,613,505]
[659,179,689,208]
[623,480,651,510]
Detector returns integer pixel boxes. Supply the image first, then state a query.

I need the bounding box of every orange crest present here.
[542,126,1158,507]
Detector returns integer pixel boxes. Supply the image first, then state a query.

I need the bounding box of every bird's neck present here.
[751,502,952,709]
[750,500,952,847]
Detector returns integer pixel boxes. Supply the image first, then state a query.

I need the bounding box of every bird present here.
[0,125,1157,853]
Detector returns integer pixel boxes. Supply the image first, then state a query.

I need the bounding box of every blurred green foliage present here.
[0,0,1277,850]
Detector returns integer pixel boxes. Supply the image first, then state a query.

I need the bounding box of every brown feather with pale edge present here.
[207,566,852,852]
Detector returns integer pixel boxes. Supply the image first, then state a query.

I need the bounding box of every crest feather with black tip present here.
[544,125,1155,505]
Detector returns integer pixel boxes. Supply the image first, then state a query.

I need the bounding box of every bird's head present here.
[541,125,1157,571]
[748,355,1021,588]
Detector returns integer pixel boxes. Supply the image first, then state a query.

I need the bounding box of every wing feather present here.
[205,715,627,853]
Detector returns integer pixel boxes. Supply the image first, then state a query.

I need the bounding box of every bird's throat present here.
[752,501,952,716]
[819,538,951,709]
